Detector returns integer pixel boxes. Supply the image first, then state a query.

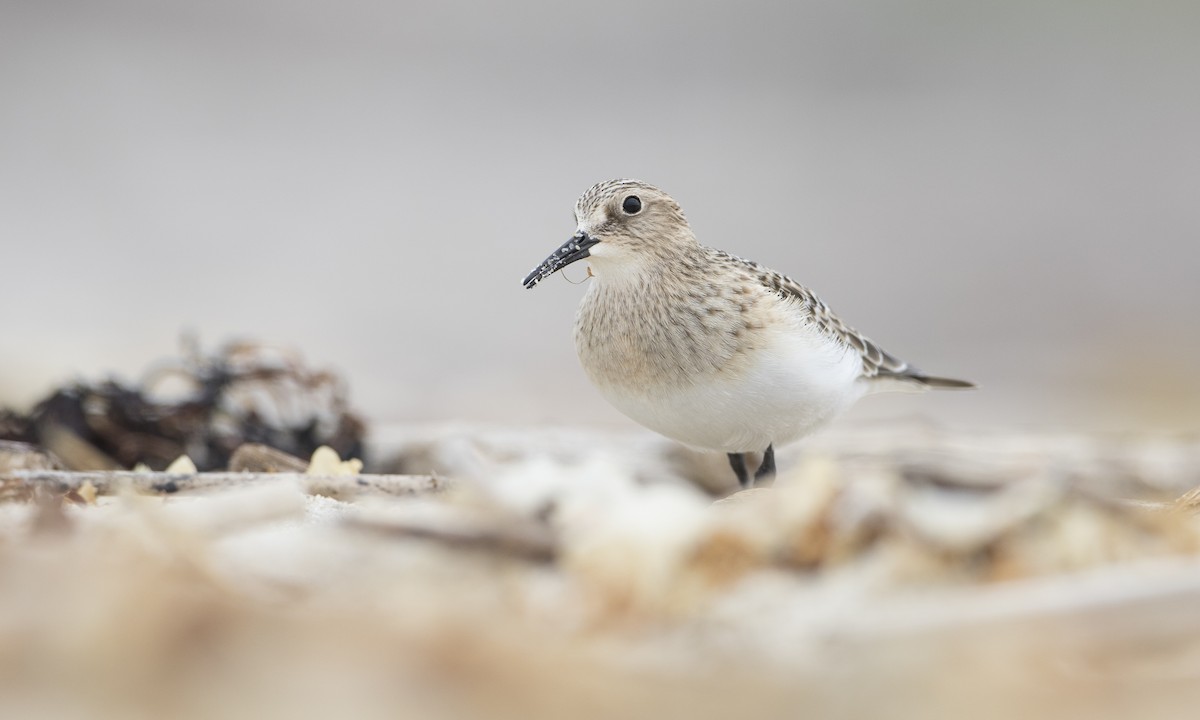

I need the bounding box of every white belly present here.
[590,325,866,453]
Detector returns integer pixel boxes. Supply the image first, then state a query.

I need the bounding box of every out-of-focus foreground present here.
[3,424,1200,719]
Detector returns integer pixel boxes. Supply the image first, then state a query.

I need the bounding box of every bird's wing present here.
[770,273,913,379]
[718,251,972,387]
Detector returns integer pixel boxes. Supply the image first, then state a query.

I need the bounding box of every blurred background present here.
[2,0,1198,436]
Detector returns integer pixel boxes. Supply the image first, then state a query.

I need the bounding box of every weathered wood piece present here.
[345,510,557,563]
[0,470,446,500]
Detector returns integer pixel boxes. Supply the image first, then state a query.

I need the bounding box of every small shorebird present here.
[523,179,973,489]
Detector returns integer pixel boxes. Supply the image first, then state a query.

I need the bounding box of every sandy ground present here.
[2,425,1200,719]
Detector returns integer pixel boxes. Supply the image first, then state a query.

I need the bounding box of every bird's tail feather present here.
[866,370,976,394]
[904,373,976,390]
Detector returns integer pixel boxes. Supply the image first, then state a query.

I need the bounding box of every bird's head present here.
[522,179,696,289]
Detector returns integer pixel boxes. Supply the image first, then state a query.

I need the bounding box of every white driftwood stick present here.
[345,512,557,563]
[0,470,446,499]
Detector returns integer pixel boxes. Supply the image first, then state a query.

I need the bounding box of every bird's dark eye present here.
[621,195,642,215]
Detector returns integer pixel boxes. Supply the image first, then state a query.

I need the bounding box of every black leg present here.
[727,452,752,489]
[754,444,776,483]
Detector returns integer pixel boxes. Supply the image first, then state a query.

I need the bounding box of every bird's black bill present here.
[522,232,598,289]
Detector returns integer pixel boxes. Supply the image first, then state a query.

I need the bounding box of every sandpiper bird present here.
[523,179,973,489]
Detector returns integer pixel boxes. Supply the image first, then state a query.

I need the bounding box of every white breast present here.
[589,320,867,453]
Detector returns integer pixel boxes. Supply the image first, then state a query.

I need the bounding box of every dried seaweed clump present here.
[0,341,365,471]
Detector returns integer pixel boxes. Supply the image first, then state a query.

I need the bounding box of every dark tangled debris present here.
[0,341,366,471]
